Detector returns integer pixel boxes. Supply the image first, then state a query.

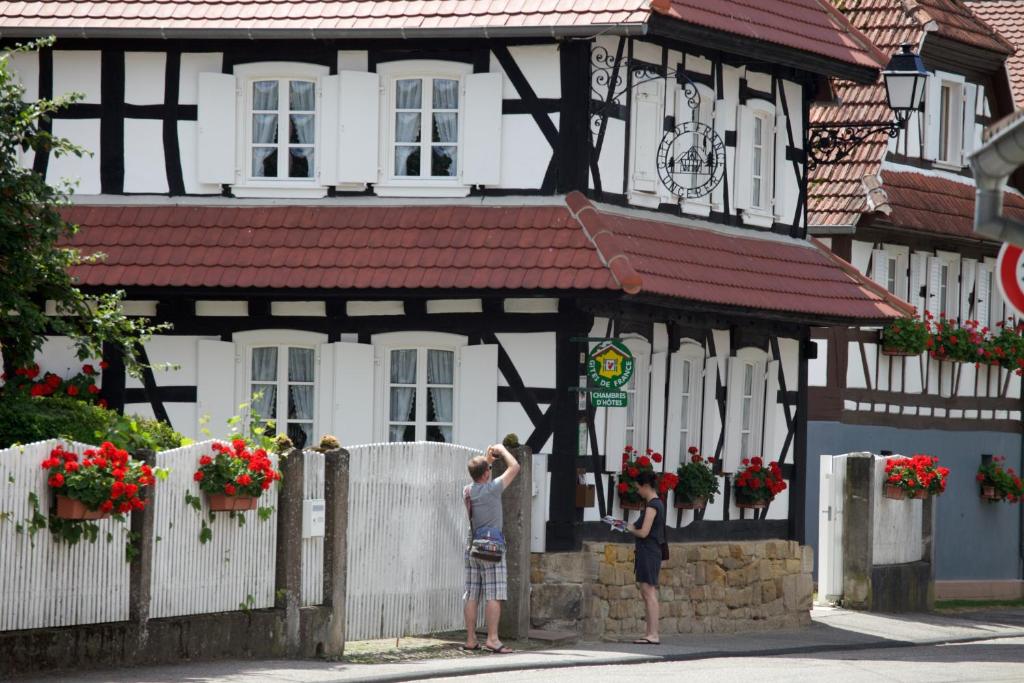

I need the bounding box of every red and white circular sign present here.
[997,242,1024,318]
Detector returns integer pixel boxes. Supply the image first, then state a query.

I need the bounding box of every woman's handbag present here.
[660,542,670,562]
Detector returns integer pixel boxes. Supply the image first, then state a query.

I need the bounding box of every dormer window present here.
[925,71,974,168]
[750,113,770,210]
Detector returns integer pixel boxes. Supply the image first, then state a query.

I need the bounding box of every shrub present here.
[0,394,116,447]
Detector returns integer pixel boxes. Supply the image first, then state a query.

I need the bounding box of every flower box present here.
[981,485,1001,501]
[881,346,918,357]
[674,495,707,511]
[619,499,645,511]
[206,493,258,512]
[883,484,907,500]
[55,494,109,520]
[912,489,929,500]
[735,495,768,510]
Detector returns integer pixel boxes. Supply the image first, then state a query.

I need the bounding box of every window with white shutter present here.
[197,73,237,185]
[629,78,663,200]
[924,71,966,168]
[666,343,705,464]
[735,99,776,228]
[724,349,766,471]
[976,263,993,328]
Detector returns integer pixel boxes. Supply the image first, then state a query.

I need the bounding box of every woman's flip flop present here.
[460,644,481,651]
[632,638,660,645]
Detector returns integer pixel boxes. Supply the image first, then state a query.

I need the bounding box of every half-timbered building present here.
[1,0,905,559]
[809,0,1024,599]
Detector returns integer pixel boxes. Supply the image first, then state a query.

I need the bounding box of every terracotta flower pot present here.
[206,493,258,512]
[883,484,907,500]
[735,495,768,510]
[981,485,1000,501]
[674,493,707,510]
[619,499,645,511]
[55,495,109,520]
[881,346,918,357]
[912,489,928,500]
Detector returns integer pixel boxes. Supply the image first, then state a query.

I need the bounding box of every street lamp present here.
[807,44,929,169]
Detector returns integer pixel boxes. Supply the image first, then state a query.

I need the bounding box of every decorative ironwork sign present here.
[656,121,726,199]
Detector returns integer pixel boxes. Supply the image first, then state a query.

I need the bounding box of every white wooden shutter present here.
[332,342,375,447]
[986,256,1006,326]
[701,355,723,462]
[678,85,715,209]
[732,104,754,212]
[960,258,977,323]
[665,353,685,468]
[962,82,978,162]
[462,72,503,187]
[870,249,890,289]
[196,339,236,439]
[773,113,788,218]
[647,352,667,456]
[750,360,766,457]
[723,357,744,471]
[909,252,927,315]
[337,70,379,184]
[605,402,627,471]
[926,256,942,316]
[976,264,992,328]
[761,359,781,460]
[631,80,662,194]
[923,75,940,161]
[197,72,236,184]
[318,75,340,185]
[456,344,498,450]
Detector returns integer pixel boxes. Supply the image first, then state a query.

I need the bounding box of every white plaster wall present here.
[48,118,101,194]
[500,114,551,190]
[7,50,39,100]
[34,337,100,379]
[594,118,625,195]
[809,337,828,387]
[178,53,224,105]
[850,239,873,275]
[52,50,101,103]
[492,45,560,99]
[123,119,169,193]
[495,332,556,388]
[124,52,166,105]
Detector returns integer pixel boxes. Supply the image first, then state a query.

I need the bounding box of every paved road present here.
[438,636,1024,683]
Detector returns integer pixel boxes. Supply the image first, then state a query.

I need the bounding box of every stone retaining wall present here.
[531,540,813,639]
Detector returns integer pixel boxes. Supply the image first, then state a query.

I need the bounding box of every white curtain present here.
[426,350,453,423]
[432,78,458,109]
[396,79,421,109]
[288,347,315,421]
[253,80,277,110]
[289,80,315,111]
[389,350,417,434]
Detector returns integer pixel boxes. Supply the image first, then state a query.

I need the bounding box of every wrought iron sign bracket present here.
[806,120,902,170]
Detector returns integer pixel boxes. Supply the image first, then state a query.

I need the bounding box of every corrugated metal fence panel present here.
[149,440,279,619]
[345,442,478,641]
[301,449,325,607]
[0,440,130,631]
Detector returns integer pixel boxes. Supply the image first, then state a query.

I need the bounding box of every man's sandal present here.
[460,644,481,651]
[485,643,513,654]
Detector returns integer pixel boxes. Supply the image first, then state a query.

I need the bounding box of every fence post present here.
[275,446,304,656]
[128,447,156,654]
[495,445,532,640]
[322,447,350,656]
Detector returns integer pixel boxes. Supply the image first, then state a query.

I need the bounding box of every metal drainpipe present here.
[970,110,1024,243]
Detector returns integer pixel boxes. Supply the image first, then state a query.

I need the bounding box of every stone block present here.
[598,563,618,586]
[757,559,773,581]
[709,583,726,601]
[531,584,583,621]
[582,617,604,638]
[801,545,814,574]
[761,579,777,603]
[689,586,708,600]
[685,547,701,562]
[707,563,726,585]
[726,566,751,587]
[781,573,812,612]
[540,552,590,584]
[699,546,719,561]
[785,559,802,574]
[721,557,745,570]
[725,587,752,608]
[718,545,732,558]
[695,562,706,585]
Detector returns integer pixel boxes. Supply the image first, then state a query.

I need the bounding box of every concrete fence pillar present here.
[275,447,304,656]
[322,447,351,657]
[494,445,532,640]
[129,447,156,654]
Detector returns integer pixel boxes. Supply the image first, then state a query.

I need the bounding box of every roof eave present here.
[646,14,879,84]
[0,23,649,41]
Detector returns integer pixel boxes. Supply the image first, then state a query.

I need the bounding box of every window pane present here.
[427,350,454,384]
[680,394,689,431]
[288,348,315,382]
[395,112,422,143]
[251,384,277,419]
[287,422,312,450]
[288,148,315,178]
[432,79,458,109]
[390,349,417,383]
[252,147,277,178]
[289,80,315,111]
[395,146,420,176]
[390,424,416,442]
[753,116,763,146]
[288,385,314,420]
[743,365,754,394]
[741,397,751,429]
[252,348,278,380]
[431,146,457,177]
[939,86,951,160]
[432,112,457,143]
[426,424,452,443]
[252,114,278,144]
[289,114,315,144]
[740,433,749,459]
[253,80,278,110]
[396,79,422,109]
[389,387,416,422]
[427,387,453,422]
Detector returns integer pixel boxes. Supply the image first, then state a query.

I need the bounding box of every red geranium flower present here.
[82,364,96,375]
[48,473,65,488]
[66,385,79,396]
[99,500,114,513]
[199,455,213,466]
[87,384,100,394]
[617,482,628,493]
[193,471,204,482]
[224,483,237,496]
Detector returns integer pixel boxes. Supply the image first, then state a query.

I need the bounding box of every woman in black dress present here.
[626,469,665,645]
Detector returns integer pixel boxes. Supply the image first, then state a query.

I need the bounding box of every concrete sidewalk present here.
[19,606,1024,683]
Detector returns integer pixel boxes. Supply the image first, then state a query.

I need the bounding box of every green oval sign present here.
[586,340,635,389]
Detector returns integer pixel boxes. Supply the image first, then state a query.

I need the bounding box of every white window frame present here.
[376,60,474,197]
[371,331,467,443]
[934,250,961,320]
[724,347,767,471]
[666,342,705,464]
[929,71,966,170]
[232,329,327,447]
[231,62,330,198]
[873,244,909,298]
[737,98,776,228]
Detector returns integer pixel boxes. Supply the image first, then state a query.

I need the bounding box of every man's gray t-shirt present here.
[467,480,504,531]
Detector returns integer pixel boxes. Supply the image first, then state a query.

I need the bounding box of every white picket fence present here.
[149,441,279,619]
[0,440,131,631]
[301,449,325,607]
[343,442,479,641]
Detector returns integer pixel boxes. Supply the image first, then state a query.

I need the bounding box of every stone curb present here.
[336,627,1024,683]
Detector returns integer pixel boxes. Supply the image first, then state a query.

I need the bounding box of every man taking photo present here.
[462,442,520,654]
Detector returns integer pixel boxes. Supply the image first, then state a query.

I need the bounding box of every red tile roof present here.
[809,0,1013,228]
[880,169,1024,239]
[0,1,882,72]
[654,0,886,73]
[967,1,1024,106]
[61,194,907,323]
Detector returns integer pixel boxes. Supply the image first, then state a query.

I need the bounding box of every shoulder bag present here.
[465,486,506,563]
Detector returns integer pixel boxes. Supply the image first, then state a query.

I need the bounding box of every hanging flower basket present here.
[883,484,907,500]
[206,493,258,512]
[55,494,110,520]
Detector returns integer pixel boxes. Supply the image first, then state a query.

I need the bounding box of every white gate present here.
[301,449,325,606]
[344,442,478,641]
[817,454,846,603]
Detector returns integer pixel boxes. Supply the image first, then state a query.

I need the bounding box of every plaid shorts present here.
[464,547,508,601]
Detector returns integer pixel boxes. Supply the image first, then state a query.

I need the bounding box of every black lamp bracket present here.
[806,119,902,170]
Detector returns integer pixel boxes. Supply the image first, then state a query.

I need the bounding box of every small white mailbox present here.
[302,498,326,538]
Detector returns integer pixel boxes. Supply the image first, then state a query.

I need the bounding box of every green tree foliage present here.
[0,38,167,375]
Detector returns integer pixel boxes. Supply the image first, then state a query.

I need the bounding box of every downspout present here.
[969,110,1024,243]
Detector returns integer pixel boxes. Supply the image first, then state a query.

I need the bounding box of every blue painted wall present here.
[807,421,1023,581]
